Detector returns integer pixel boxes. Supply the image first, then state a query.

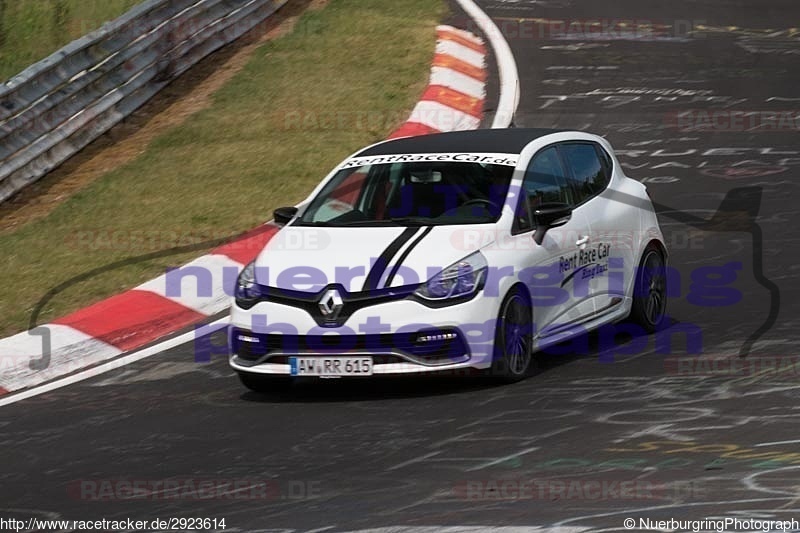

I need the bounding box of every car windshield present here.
[296,160,515,227]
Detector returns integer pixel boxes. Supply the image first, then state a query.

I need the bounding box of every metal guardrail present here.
[0,0,287,203]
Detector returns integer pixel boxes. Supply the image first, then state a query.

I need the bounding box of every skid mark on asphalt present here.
[89,361,231,386]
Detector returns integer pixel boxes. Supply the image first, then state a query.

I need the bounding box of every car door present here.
[508,145,595,340]
[559,142,634,317]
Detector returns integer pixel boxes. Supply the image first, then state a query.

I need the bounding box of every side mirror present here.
[532,203,572,245]
[274,206,298,226]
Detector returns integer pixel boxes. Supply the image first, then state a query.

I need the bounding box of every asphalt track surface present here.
[2,1,800,531]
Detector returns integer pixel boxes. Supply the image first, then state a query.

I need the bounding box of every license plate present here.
[289,356,373,377]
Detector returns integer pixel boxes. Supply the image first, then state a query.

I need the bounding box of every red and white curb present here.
[0,16,517,400]
[0,225,278,395]
[389,25,487,138]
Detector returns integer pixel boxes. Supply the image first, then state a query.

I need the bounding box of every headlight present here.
[415,252,488,301]
[235,261,262,309]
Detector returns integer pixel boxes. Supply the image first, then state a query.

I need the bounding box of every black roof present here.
[356,128,566,157]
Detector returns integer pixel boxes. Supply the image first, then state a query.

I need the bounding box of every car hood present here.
[254,224,493,292]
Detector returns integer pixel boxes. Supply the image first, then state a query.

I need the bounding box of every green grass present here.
[0,0,446,336]
[0,0,143,81]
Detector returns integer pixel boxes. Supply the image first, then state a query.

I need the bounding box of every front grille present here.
[231,328,469,365]
[248,284,418,327]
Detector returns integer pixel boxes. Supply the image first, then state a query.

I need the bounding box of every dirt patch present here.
[0,0,327,234]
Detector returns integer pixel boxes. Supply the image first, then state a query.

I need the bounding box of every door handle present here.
[576,236,590,247]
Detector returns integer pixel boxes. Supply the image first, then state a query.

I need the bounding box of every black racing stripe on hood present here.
[362,226,421,292]
[383,226,434,289]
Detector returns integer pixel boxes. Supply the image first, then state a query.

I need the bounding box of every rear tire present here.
[629,244,668,333]
[238,372,292,394]
[490,288,535,383]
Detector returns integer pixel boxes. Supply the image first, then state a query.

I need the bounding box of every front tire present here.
[629,244,667,333]
[238,372,292,394]
[490,288,535,383]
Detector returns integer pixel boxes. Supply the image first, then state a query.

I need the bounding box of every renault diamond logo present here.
[319,288,344,319]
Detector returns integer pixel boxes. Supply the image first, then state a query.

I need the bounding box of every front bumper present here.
[229,293,500,376]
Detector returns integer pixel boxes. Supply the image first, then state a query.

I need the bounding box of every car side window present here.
[514,146,572,233]
[597,145,614,177]
[560,143,610,205]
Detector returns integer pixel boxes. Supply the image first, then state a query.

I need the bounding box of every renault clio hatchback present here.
[229,129,667,391]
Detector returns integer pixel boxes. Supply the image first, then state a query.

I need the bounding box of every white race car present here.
[229,129,667,390]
